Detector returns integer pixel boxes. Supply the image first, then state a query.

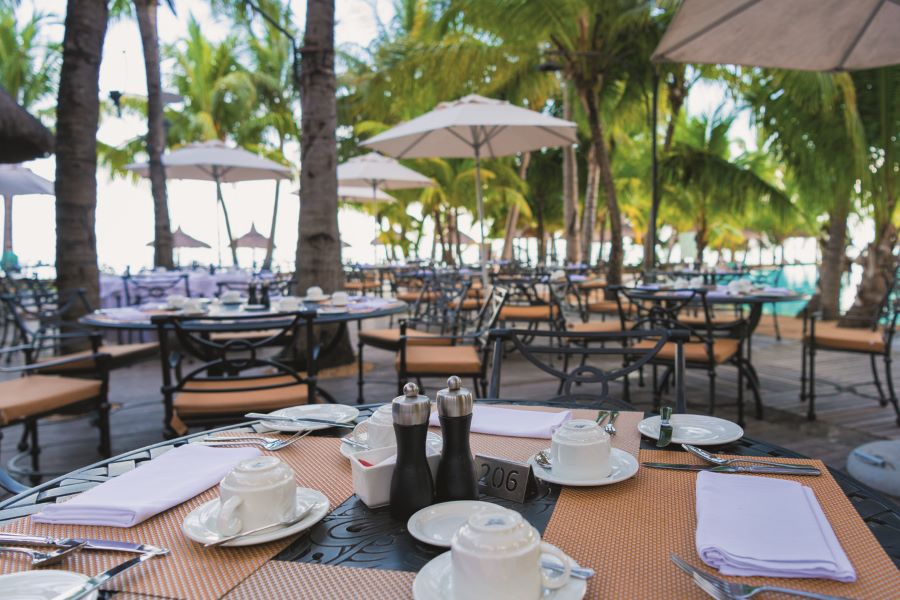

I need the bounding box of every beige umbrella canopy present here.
[146,226,210,249]
[234,223,270,249]
[0,164,54,258]
[652,0,900,71]
[0,87,54,164]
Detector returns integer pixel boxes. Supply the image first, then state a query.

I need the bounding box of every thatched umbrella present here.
[0,86,54,164]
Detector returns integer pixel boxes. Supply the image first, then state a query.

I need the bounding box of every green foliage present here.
[0,6,59,113]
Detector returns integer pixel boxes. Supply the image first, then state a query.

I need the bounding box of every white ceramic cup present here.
[351,404,395,448]
[549,419,611,480]
[215,456,297,536]
[306,286,324,300]
[182,298,204,313]
[278,296,301,312]
[221,290,241,303]
[450,510,571,600]
[166,294,186,309]
[331,291,349,306]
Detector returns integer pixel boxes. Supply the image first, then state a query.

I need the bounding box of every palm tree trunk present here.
[501,152,530,260]
[214,174,239,267]
[55,0,108,344]
[817,202,850,320]
[581,88,623,288]
[536,202,545,264]
[263,178,281,270]
[135,0,173,270]
[580,146,599,265]
[2,195,12,253]
[562,83,579,264]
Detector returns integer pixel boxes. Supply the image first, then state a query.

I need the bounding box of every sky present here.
[8,1,766,274]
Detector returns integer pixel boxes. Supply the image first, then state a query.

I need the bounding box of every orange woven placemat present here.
[450,405,643,462]
[223,561,415,600]
[543,449,900,599]
[0,436,353,600]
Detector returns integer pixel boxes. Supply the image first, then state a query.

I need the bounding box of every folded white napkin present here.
[429,405,571,439]
[695,471,856,581]
[34,445,261,528]
[99,307,150,322]
[760,287,791,296]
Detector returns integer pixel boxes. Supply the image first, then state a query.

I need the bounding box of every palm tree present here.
[55,0,109,337]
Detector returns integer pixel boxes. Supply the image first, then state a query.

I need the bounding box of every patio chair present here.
[486,328,688,412]
[1,290,158,373]
[397,286,509,396]
[0,348,111,485]
[153,310,320,436]
[620,287,759,426]
[801,275,900,425]
[344,265,382,296]
[496,273,559,331]
[355,274,469,402]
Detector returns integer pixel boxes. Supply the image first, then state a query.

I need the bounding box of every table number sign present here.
[474,454,536,503]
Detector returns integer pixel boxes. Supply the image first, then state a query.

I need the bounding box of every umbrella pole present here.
[474,144,488,286]
[214,170,239,267]
[2,194,12,254]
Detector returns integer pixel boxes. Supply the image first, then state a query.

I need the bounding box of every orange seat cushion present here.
[634,339,740,364]
[397,291,437,302]
[567,320,622,334]
[37,342,158,371]
[500,305,558,321]
[0,375,102,425]
[457,298,482,310]
[586,300,620,314]
[211,329,286,342]
[806,323,886,354]
[345,280,380,290]
[174,375,310,417]
[399,345,482,375]
[359,328,451,348]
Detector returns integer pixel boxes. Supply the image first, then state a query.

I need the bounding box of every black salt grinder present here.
[389,382,435,520]
[435,375,478,501]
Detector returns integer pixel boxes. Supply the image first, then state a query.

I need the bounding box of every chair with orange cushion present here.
[153,310,319,436]
[801,275,900,426]
[397,287,508,396]
[344,265,383,297]
[621,287,759,426]
[0,348,112,486]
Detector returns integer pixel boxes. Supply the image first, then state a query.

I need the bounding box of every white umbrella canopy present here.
[337,153,433,190]
[361,94,577,281]
[0,164,54,257]
[652,0,900,71]
[292,185,398,203]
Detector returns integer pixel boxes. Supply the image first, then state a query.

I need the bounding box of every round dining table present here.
[0,400,897,599]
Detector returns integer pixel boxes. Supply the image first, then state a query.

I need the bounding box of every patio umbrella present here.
[342,240,352,249]
[337,186,397,203]
[234,223,270,249]
[361,94,577,283]
[126,140,291,266]
[0,86,54,163]
[0,164,54,260]
[652,0,900,71]
[145,226,210,249]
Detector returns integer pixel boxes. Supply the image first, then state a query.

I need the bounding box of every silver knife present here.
[656,406,673,448]
[245,412,355,428]
[0,533,168,555]
[642,462,822,476]
[52,551,162,600]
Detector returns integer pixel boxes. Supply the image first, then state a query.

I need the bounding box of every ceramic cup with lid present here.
[277,296,301,312]
[306,286,324,300]
[166,294,187,309]
[331,291,349,306]
[215,456,297,536]
[221,290,241,304]
[450,509,571,599]
[550,419,611,480]
[351,404,395,448]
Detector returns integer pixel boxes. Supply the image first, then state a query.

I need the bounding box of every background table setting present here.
[0,389,898,599]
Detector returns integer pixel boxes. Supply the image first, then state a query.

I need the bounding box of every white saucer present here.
[260,404,360,432]
[301,295,331,302]
[637,414,743,446]
[340,431,442,459]
[242,304,268,312]
[407,501,508,548]
[528,447,639,487]
[413,552,587,600]
[0,570,98,600]
[317,306,349,315]
[182,487,329,547]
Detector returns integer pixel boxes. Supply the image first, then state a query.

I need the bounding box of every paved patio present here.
[2,314,898,498]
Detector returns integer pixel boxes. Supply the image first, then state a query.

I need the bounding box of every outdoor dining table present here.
[0,400,897,599]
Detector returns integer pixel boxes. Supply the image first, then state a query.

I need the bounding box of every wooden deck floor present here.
[2,314,898,495]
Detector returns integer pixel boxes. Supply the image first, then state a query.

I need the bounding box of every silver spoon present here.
[201,429,311,451]
[682,444,816,470]
[535,450,553,471]
[604,411,620,435]
[541,559,595,580]
[204,508,312,547]
[341,437,370,450]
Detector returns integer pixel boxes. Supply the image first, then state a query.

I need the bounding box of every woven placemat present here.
[543,449,900,599]
[447,405,643,462]
[223,561,415,600]
[0,437,353,600]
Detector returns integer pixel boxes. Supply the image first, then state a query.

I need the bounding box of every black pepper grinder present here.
[435,376,478,501]
[247,280,258,305]
[260,281,271,308]
[389,382,435,520]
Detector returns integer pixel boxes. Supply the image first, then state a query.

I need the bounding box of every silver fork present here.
[682,444,816,471]
[203,434,280,445]
[671,555,851,600]
[0,541,86,567]
[199,429,311,451]
[604,411,620,435]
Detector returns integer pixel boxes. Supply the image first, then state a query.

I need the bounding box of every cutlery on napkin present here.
[428,405,571,438]
[695,471,856,581]
[34,445,260,528]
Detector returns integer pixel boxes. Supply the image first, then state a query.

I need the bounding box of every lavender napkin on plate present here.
[34,445,260,528]
[695,471,856,581]
[429,405,570,439]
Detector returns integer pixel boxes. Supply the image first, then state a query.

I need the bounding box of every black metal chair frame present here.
[153,310,320,436]
[122,273,191,306]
